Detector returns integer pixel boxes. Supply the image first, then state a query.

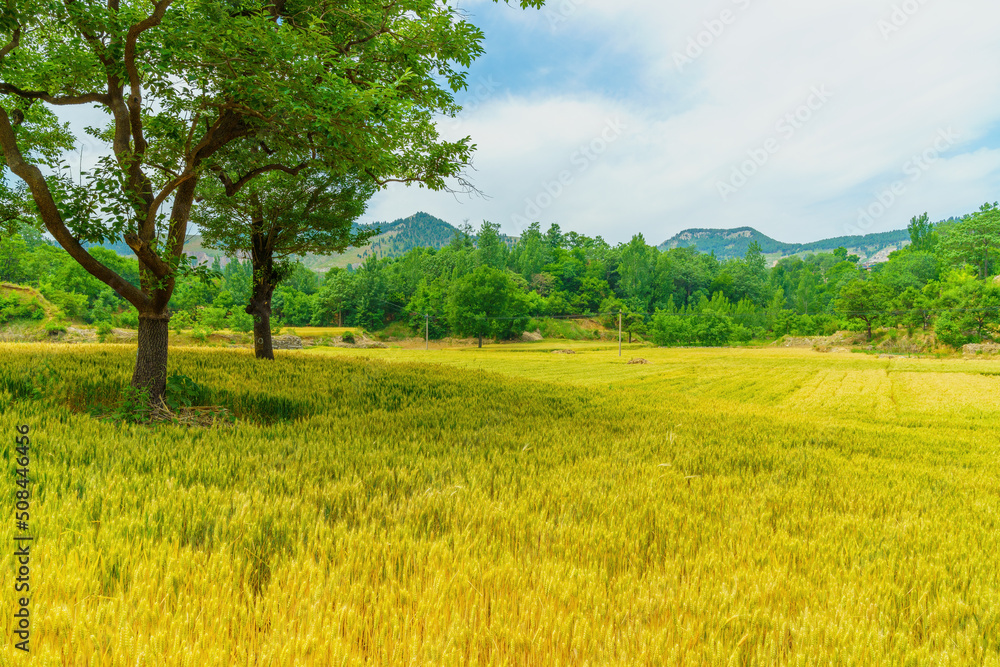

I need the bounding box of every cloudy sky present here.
[357,0,1000,246]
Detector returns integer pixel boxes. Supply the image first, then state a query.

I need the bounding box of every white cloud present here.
[364,0,1000,244]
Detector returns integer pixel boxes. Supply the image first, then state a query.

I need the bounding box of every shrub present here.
[170,310,193,333]
[165,373,209,411]
[45,321,67,336]
[96,321,114,342]
[228,311,254,333]
[650,311,693,346]
[201,307,229,331]
[934,313,971,350]
[112,309,139,328]
[341,331,356,344]
[0,293,46,322]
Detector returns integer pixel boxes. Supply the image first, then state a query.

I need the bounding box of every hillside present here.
[89,213,924,270]
[309,212,460,272]
[171,212,462,272]
[658,227,912,263]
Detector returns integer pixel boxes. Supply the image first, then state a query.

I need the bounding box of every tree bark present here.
[478,334,483,348]
[247,211,281,360]
[131,314,170,402]
[247,282,277,360]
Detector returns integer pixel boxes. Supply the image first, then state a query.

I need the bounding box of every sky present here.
[355,0,1000,246]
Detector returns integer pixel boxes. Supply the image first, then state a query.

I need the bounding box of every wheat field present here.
[1,342,999,665]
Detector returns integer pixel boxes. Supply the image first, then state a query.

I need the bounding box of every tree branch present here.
[0,83,110,106]
[0,107,149,310]
[214,162,309,196]
[0,28,20,63]
[123,0,173,157]
[123,233,173,279]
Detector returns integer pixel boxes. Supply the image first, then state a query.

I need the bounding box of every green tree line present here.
[3,204,1000,349]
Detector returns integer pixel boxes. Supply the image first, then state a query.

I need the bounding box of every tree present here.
[907,212,938,254]
[192,169,375,358]
[448,266,530,347]
[0,0,544,402]
[650,308,693,346]
[512,222,549,280]
[616,234,657,311]
[939,203,1000,279]
[835,278,884,340]
[475,221,508,271]
[312,269,356,327]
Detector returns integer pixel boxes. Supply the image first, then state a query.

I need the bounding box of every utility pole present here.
[618,310,622,357]
[425,313,429,351]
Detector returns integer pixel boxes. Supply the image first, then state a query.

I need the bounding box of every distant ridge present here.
[87,213,921,269]
[168,212,462,272]
[657,226,912,263]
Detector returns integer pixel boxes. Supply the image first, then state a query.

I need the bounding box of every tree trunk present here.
[247,212,280,361]
[131,315,170,403]
[247,286,276,360]
[478,334,483,348]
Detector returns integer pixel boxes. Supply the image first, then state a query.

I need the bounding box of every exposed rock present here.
[963,343,1000,356]
[272,335,303,350]
[110,328,136,342]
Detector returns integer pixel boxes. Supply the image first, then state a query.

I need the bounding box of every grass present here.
[1,342,1000,664]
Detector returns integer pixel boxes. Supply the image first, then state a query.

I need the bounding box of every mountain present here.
[160,212,463,272]
[657,227,912,264]
[88,213,919,270]
[301,212,460,272]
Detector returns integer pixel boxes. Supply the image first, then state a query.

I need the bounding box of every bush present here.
[0,293,46,323]
[45,320,67,336]
[96,321,114,342]
[201,306,229,330]
[191,325,211,342]
[934,312,971,349]
[228,311,254,333]
[341,331,356,344]
[650,311,694,346]
[38,285,87,320]
[112,309,139,328]
[693,311,734,347]
[165,373,210,411]
[170,310,193,333]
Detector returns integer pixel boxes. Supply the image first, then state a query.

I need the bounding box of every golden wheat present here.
[0,343,997,665]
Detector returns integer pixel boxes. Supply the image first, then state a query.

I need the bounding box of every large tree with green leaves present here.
[835,276,884,340]
[448,265,530,347]
[0,0,543,402]
[191,168,376,359]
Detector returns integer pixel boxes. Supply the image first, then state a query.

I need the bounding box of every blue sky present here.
[358,0,1000,245]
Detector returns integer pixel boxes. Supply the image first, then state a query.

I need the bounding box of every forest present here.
[2,205,998,350]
